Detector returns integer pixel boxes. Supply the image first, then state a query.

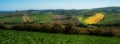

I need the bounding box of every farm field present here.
[0,30,120,44]
[29,15,52,23]
[99,14,120,24]
[0,16,23,23]
[0,14,52,23]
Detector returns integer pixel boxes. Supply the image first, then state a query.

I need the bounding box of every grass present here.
[0,14,52,23]
[0,30,120,44]
[29,15,52,23]
[99,14,120,24]
[0,16,23,23]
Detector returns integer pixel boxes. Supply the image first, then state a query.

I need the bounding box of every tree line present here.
[0,22,120,37]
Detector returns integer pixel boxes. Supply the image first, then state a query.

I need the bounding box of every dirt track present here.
[23,14,32,22]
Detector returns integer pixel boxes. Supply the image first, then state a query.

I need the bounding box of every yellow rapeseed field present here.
[83,13,104,24]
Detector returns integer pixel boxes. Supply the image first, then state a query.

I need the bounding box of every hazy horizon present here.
[0,0,120,11]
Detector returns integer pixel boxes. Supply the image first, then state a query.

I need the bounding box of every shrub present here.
[41,23,53,32]
[31,24,41,32]
[78,27,89,35]
[23,24,35,31]
[11,24,42,31]
[2,22,120,37]
[11,24,24,31]
[51,22,65,33]
[100,27,114,36]
[0,23,7,29]
[64,22,76,34]
[87,26,102,35]
[111,29,120,37]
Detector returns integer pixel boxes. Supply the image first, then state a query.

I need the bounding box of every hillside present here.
[0,30,120,44]
[99,13,120,24]
[29,14,52,23]
[0,16,23,23]
[0,7,120,24]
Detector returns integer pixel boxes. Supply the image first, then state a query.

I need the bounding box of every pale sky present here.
[0,0,120,11]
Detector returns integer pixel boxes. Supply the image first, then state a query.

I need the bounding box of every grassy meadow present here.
[0,16,23,23]
[29,15,52,23]
[99,13,120,24]
[0,30,120,44]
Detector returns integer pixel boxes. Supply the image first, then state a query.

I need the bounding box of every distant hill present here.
[0,6,120,24]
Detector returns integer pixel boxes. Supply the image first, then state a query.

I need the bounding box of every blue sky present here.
[0,0,120,11]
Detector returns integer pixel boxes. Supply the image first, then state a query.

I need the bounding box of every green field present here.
[99,14,120,24]
[29,15,52,23]
[0,14,52,23]
[0,30,120,44]
[0,16,23,23]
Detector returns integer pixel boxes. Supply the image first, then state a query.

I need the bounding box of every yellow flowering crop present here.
[83,13,104,24]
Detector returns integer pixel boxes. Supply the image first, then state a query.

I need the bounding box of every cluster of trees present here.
[0,22,120,37]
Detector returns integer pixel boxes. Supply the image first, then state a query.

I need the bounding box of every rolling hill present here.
[0,7,120,25]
